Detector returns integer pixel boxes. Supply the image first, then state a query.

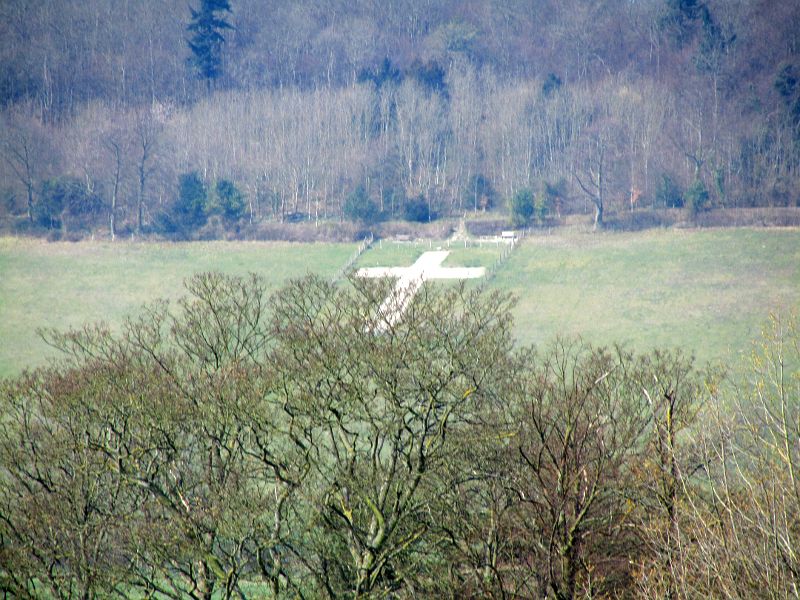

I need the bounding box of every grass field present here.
[494,228,800,364]
[0,239,357,378]
[355,229,800,365]
[1,229,798,377]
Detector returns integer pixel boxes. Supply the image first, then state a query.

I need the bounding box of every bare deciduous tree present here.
[1,109,56,223]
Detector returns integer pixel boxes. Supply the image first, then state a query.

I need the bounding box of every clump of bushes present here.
[685,178,711,216]
[403,194,432,222]
[656,173,684,208]
[157,172,247,238]
[32,177,104,232]
[509,180,562,228]
[510,187,534,227]
[465,174,497,212]
[343,184,379,224]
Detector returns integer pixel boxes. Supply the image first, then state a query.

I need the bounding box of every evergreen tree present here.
[209,179,246,222]
[343,184,378,223]
[175,171,208,228]
[187,0,233,86]
[510,188,534,227]
[357,57,403,89]
[404,194,431,222]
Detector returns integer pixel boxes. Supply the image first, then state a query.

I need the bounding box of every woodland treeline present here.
[1,0,800,237]
[1,273,799,599]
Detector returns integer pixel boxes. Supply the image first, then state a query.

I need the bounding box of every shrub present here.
[380,186,406,219]
[656,174,683,208]
[175,171,208,228]
[542,72,562,97]
[533,193,551,224]
[343,185,379,223]
[774,61,798,100]
[33,179,66,229]
[64,194,104,233]
[2,188,18,217]
[403,194,431,222]
[407,58,447,94]
[152,211,180,237]
[533,180,564,224]
[685,178,711,216]
[34,177,103,231]
[153,172,209,238]
[208,179,246,222]
[510,187,534,227]
[465,174,496,212]
[357,57,403,89]
[197,215,229,240]
[11,217,36,235]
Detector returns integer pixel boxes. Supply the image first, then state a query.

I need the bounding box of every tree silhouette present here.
[187,0,233,88]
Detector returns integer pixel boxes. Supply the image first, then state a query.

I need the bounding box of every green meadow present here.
[357,229,800,364]
[0,239,357,378]
[494,228,800,364]
[1,228,798,377]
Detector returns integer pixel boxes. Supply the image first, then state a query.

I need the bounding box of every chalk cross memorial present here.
[356,250,486,330]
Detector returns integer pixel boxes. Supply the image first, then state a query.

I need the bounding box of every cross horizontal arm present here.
[356,267,415,278]
[355,250,486,331]
[423,267,486,279]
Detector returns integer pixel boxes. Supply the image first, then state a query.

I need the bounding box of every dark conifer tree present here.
[187,0,233,88]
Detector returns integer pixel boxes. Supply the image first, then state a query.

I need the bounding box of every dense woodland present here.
[2,273,800,599]
[1,0,800,238]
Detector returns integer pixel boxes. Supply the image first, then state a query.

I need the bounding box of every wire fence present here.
[482,228,527,284]
[332,233,374,282]
[375,229,529,283]
[374,234,526,250]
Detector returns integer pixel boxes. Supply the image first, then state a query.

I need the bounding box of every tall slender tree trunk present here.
[137,163,145,236]
[108,142,121,240]
[25,182,34,223]
[593,201,603,230]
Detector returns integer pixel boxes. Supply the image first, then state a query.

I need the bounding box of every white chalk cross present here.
[356,250,485,329]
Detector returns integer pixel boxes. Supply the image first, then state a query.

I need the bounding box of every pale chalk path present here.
[356,250,485,330]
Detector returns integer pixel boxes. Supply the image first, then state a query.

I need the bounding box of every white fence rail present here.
[376,230,530,250]
[335,228,531,284]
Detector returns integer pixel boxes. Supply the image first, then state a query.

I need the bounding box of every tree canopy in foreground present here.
[0,273,798,599]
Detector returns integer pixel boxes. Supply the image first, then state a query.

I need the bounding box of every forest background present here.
[1,0,799,240]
